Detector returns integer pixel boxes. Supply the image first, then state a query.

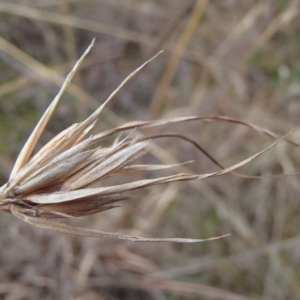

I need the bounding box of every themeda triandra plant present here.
[0,40,283,243]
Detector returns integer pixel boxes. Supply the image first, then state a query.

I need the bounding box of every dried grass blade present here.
[82,50,164,127]
[92,116,300,148]
[27,175,183,204]
[122,161,193,172]
[10,39,95,179]
[204,129,297,177]
[10,205,229,243]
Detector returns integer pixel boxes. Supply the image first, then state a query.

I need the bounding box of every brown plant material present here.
[0,40,287,243]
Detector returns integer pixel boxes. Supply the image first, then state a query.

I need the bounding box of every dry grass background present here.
[0,0,300,299]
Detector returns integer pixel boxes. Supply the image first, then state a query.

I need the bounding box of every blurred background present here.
[1,0,300,299]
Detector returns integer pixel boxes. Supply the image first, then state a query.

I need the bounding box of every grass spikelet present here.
[0,40,288,243]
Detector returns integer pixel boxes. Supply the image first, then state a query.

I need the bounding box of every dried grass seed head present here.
[0,40,282,243]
